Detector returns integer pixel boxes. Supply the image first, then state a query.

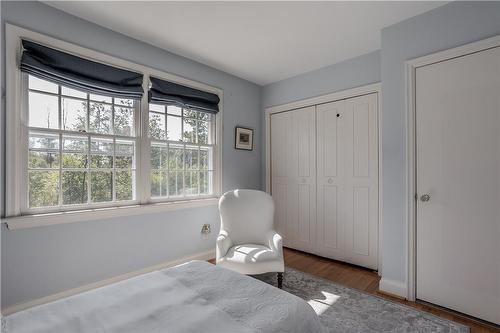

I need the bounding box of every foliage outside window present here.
[27,75,137,210]
[149,104,215,199]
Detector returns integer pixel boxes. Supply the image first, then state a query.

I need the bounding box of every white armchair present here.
[216,189,285,288]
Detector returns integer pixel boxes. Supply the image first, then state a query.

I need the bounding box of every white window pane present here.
[185,146,199,170]
[62,97,87,132]
[197,120,209,144]
[199,112,210,121]
[29,91,59,129]
[151,171,161,197]
[29,75,58,94]
[116,140,135,169]
[183,109,198,119]
[167,105,182,116]
[182,118,196,143]
[167,115,182,141]
[29,151,60,169]
[149,103,164,113]
[114,106,134,136]
[89,102,112,134]
[61,86,86,99]
[168,144,183,170]
[90,94,112,103]
[168,171,183,197]
[62,171,88,204]
[149,113,166,139]
[151,170,167,198]
[91,137,113,154]
[184,171,198,196]
[29,170,59,208]
[115,156,132,169]
[116,171,134,201]
[29,132,59,150]
[115,98,134,107]
[199,147,212,170]
[91,155,112,169]
[63,135,88,151]
[62,153,88,169]
[115,140,134,155]
[199,171,212,195]
[151,144,168,169]
[91,171,113,202]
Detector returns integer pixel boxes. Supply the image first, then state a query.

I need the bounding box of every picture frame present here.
[235,126,254,151]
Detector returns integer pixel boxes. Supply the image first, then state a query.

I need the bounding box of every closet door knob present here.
[327,178,333,184]
[301,178,306,183]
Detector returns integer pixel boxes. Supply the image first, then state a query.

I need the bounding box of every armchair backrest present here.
[219,189,275,246]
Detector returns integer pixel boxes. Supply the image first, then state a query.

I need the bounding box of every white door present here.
[416,46,500,324]
[271,106,316,252]
[343,94,379,269]
[316,100,346,260]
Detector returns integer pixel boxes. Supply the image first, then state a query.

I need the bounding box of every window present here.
[149,104,215,199]
[26,75,138,210]
[6,29,221,220]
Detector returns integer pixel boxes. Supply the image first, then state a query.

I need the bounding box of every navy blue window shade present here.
[20,40,144,99]
[149,76,220,114]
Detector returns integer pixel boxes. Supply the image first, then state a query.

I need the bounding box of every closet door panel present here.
[290,107,316,252]
[344,93,378,269]
[271,106,316,251]
[316,101,345,260]
[271,111,291,245]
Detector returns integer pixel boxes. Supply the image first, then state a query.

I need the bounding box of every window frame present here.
[23,74,141,214]
[5,24,223,221]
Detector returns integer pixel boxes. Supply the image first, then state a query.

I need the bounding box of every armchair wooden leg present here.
[277,272,283,289]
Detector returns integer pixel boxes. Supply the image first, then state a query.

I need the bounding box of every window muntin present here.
[26,75,138,210]
[149,104,215,199]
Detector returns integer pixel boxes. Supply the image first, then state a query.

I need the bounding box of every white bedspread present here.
[5,260,323,333]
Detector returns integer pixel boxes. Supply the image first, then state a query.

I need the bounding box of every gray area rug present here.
[254,268,469,333]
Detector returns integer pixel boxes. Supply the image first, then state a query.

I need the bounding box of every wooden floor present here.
[283,247,500,333]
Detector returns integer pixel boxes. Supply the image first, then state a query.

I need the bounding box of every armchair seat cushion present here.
[217,244,284,275]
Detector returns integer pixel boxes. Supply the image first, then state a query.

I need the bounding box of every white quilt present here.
[5,261,323,333]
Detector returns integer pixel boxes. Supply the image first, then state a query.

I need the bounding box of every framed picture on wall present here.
[235,126,254,151]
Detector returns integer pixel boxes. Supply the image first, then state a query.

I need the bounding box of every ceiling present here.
[45,1,445,86]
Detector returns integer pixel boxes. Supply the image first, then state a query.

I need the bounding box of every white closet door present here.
[416,46,500,324]
[271,111,291,246]
[271,106,316,251]
[316,100,346,260]
[343,94,378,269]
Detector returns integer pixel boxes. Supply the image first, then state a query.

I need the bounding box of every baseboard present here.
[379,278,407,299]
[2,249,215,316]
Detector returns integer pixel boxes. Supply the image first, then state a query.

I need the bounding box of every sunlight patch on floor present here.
[307,291,340,315]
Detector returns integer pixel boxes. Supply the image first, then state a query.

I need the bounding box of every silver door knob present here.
[327,178,333,184]
[420,194,431,202]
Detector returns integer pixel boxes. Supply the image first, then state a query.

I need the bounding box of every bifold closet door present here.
[271,106,316,252]
[316,100,346,260]
[343,94,378,270]
[316,94,378,269]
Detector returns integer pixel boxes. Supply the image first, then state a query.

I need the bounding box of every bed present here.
[5,260,323,333]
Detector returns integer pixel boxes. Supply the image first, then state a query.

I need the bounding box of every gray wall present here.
[1,1,261,309]
[380,1,500,286]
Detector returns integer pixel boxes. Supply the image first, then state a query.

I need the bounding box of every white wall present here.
[380,1,500,293]
[1,1,261,309]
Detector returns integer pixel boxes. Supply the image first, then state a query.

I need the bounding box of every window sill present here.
[2,197,220,230]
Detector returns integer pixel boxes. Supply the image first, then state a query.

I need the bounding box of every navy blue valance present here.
[20,40,144,99]
[149,77,220,114]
